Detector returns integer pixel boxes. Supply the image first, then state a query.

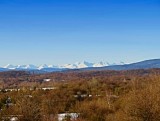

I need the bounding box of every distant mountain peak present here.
[4,64,16,69]
[38,64,48,70]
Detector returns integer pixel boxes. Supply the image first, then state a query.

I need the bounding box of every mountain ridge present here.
[0,59,160,72]
[1,61,120,70]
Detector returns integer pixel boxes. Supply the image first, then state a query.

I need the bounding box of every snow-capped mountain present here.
[38,64,58,70]
[2,61,125,72]
[16,64,38,70]
[2,59,160,72]
[4,64,16,69]
[38,64,49,70]
[75,61,93,68]
[4,64,38,70]
[25,64,38,69]
[48,65,58,68]
[61,64,77,69]
[60,61,111,69]
[93,61,109,67]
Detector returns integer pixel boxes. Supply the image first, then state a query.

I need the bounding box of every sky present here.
[0,0,160,66]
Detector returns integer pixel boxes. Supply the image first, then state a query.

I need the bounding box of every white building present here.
[58,113,79,121]
[43,79,51,82]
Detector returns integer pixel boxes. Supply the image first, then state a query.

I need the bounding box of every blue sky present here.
[0,0,160,66]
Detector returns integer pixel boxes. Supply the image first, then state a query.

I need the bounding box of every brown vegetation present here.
[0,69,160,121]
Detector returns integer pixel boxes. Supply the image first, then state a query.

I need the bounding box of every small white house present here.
[43,79,51,82]
[41,87,56,91]
[58,113,79,121]
[4,88,20,92]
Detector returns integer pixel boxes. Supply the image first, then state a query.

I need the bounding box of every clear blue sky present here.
[0,0,160,66]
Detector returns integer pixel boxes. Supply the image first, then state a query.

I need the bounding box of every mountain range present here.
[1,61,123,70]
[0,59,160,72]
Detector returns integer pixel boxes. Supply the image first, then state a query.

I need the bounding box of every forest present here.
[0,69,160,121]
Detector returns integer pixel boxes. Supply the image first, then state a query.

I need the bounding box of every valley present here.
[0,69,160,120]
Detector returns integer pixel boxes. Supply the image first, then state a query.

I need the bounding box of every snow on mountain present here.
[38,64,49,70]
[25,64,38,69]
[2,61,126,70]
[16,65,23,69]
[61,61,113,69]
[3,59,160,72]
[61,64,77,69]
[10,64,37,70]
[61,61,94,69]
[75,61,93,68]
[93,61,108,67]
[48,65,58,68]
[4,64,16,69]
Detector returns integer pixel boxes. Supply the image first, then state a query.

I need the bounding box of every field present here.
[0,69,160,121]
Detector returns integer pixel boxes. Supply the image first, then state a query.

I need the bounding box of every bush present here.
[122,79,160,121]
[74,99,113,121]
